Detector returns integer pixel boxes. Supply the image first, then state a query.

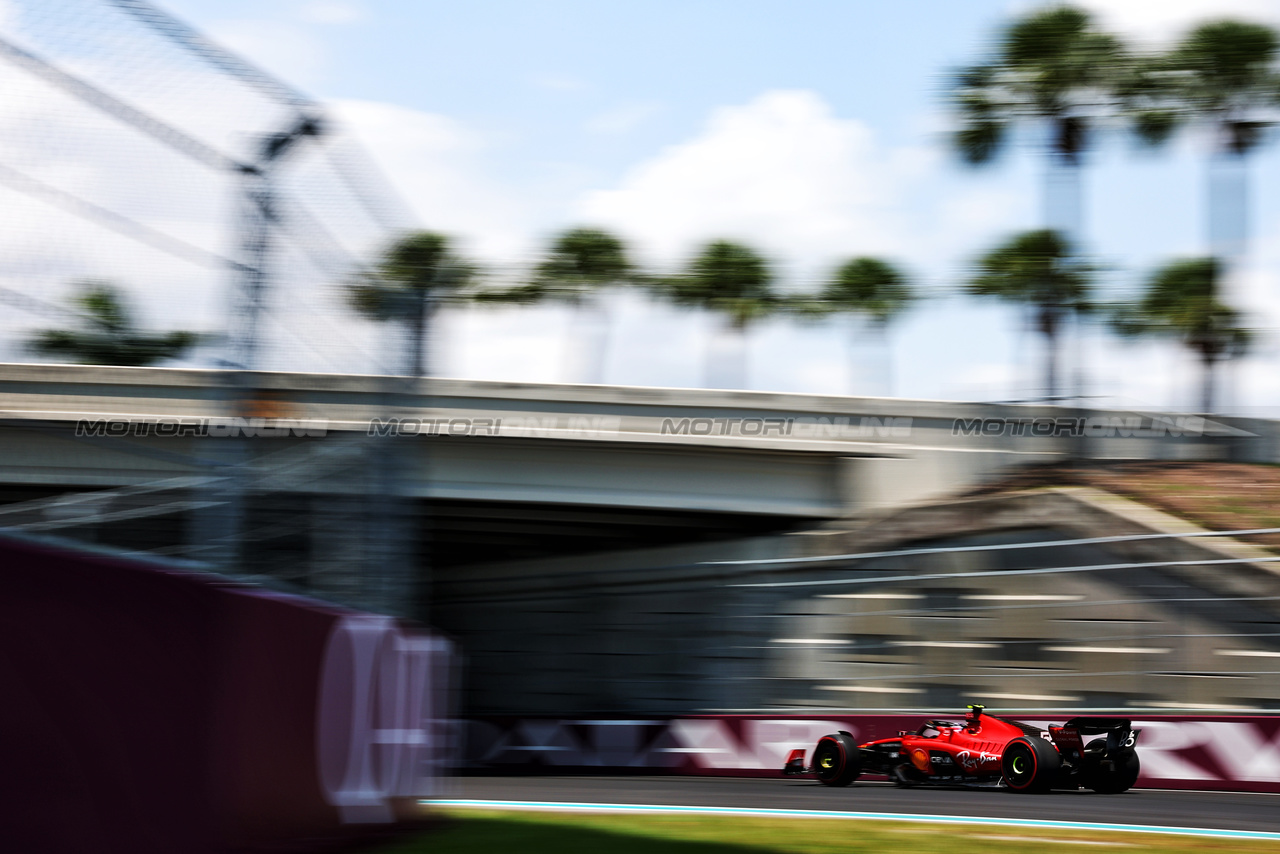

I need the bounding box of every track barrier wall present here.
[0,532,454,854]
[465,714,1280,794]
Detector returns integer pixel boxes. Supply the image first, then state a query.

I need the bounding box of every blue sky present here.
[12,0,1280,411]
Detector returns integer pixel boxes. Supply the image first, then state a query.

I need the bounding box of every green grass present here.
[373,808,1279,854]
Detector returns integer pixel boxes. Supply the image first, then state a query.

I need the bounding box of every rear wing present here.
[1057,717,1141,752]
[1062,717,1132,735]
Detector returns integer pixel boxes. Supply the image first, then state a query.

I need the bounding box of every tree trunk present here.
[1039,305,1060,404]
[410,288,428,378]
[844,317,892,397]
[1045,328,1057,404]
[584,297,611,385]
[874,320,892,398]
[1201,349,1216,416]
[561,294,611,385]
[847,317,860,395]
[706,316,748,389]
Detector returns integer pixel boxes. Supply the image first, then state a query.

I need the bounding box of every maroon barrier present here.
[0,531,451,854]
[466,714,1280,793]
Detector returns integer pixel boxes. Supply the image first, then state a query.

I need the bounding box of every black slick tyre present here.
[1083,737,1141,794]
[1002,736,1061,793]
[812,732,861,787]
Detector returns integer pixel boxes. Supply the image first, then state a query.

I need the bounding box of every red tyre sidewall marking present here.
[818,736,845,775]
[1007,739,1037,791]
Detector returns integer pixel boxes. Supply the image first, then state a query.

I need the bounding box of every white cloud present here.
[331,99,535,261]
[559,89,1042,394]
[577,90,916,278]
[575,88,1031,291]
[1075,0,1280,45]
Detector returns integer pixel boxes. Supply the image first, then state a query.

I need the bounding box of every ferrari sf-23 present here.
[784,705,1141,793]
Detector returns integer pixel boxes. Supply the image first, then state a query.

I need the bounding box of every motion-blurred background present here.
[3,0,1280,734]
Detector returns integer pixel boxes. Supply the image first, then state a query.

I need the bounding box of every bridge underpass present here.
[437,487,1280,715]
[0,480,811,571]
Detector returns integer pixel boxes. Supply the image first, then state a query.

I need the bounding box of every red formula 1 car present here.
[784,705,1141,793]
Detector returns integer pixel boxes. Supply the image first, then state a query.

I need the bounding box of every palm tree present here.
[534,227,632,292]
[347,232,473,623]
[824,258,912,325]
[664,240,775,388]
[1128,20,1280,267]
[952,5,1126,235]
[968,230,1091,400]
[26,281,202,366]
[791,258,912,395]
[347,231,472,377]
[1112,257,1250,414]
[491,228,633,384]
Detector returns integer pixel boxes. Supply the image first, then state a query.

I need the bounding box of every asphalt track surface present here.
[452,775,1280,834]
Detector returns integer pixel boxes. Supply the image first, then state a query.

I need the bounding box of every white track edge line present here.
[425,799,1280,841]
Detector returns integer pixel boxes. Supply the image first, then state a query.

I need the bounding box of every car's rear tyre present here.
[812,732,861,787]
[1083,737,1140,794]
[1002,736,1061,793]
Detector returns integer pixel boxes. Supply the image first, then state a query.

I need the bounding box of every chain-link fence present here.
[0,0,413,375]
[0,1,424,613]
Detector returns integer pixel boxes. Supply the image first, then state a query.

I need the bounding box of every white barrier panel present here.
[317,615,454,823]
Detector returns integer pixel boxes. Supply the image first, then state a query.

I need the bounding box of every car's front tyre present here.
[812,732,861,787]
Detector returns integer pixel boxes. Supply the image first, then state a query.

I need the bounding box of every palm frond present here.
[967,229,1091,310]
[25,282,202,366]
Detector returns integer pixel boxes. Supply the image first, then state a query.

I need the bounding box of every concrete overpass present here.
[0,362,1269,571]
